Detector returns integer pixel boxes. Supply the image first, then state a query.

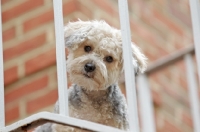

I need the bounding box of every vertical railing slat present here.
[189,0,200,85]
[53,0,68,116]
[138,74,156,132]
[118,0,140,131]
[184,54,200,132]
[0,2,5,127]
[188,1,200,131]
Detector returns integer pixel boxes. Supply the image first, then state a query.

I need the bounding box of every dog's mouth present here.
[83,73,93,78]
[83,73,91,78]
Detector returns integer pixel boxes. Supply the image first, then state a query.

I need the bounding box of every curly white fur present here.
[34,20,147,132]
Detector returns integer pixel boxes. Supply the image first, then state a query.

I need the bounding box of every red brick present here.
[23,10,54,33]
[152,9,184,36]
[178,76,187,90]
[76,1,93,18]
[140,11,170,40]
[176,59,186,70]
[25,48,56,75]
[2,0,44,23]
[3,33,46,61]
[26,89,58,114]
[152,90,162,106]
[160,79,181,100]
[5,105,20,124]
[99,16,117,28]
[92,0,117,16]
[130,21,168,57]
[163,119,182,132]
[133,25,156,43]
[151,68,181,100]
[182,111,193,128]
[168,0,192,27]
[153,0,167,6]
[1,0,11,5]
[143,51,157,62]
[63,1,78,16]
[151,72,188,105]
[4,66,18,86]
[160,68,171,80]
[175,61,188,90]
[128,0,142,7]
[3,26,16,42]
[5,75,48,103]
[23,1,77,33]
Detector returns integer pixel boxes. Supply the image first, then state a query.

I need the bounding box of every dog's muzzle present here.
[84,63,96,72]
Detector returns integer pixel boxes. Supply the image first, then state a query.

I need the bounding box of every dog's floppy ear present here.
[64,21,92,50]
[131,43,147,75]
[119,43,147,83]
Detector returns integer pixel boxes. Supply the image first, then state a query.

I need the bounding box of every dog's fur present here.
[34,20,147,132]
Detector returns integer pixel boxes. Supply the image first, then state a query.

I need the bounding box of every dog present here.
[34,20,147,132]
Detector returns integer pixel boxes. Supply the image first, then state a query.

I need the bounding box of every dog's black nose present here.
[84,63,96,72]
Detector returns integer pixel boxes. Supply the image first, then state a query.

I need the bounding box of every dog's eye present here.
[105,56,113,63]
[84,46,92,52]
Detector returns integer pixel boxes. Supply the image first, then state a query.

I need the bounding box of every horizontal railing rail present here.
[146,45,195,75]
[0,112,126,132]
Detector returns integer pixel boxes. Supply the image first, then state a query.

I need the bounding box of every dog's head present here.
[65,20,147,90]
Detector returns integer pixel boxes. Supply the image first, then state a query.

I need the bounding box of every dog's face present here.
[65,21,147,90]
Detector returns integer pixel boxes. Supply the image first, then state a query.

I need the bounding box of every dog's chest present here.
[67,86,128,129]
[53,100,121,132]
[69,97,116,125]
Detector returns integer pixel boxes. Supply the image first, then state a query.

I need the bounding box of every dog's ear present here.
[64,21,92,50]
[119,43,147,84]
[131,43,147,75]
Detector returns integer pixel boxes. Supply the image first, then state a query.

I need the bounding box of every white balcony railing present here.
[0,0,140,132]
[0,0,200,132]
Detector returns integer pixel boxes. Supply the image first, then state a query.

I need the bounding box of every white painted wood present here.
[189,0,200,85]
[118,0,139,131]
[138,74,156,132]
[0,112,126,132]
[0,3,5,128]
[184,54,200,132]
[53,0,68,116]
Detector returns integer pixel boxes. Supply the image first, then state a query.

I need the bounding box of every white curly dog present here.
[34,20,147,132]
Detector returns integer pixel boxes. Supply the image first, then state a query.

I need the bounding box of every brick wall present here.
[2,0,197,132]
